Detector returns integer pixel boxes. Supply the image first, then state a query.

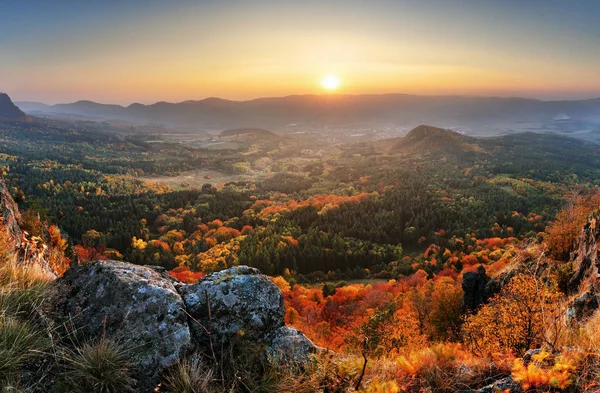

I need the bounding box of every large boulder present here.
[179,266,285,347]
[265,326,318,366]
[45,261,192,390]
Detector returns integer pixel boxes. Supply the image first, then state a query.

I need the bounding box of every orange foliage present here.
[245,193,373,219]
[270,276,291,293]
[545,190,600,259]
[463,274,559,357]
[512,349,582,391]
[168,266,205,283]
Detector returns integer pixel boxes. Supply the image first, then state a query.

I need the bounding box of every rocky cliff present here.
[564,213,600,322]
[0,179,59,276]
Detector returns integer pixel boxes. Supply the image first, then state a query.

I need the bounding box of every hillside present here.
[390,125,483,154]
[0,93,27,120]
[17,94,600,136]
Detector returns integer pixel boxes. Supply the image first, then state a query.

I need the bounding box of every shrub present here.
[0,316,51,379]
[161,356,214,393]
[61,338,136,393]
[395,343,495,392]
[512,349,582,391]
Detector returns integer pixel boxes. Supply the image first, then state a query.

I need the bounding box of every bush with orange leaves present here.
[512,349,583,391]
[463,274,560,357]
[395,343,500,392]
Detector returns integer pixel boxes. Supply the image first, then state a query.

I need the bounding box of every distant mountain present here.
[0,93,27,120]
[15,101,51,112]
[16,94,600,135]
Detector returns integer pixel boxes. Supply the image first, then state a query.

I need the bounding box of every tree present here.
[463,274,559,356]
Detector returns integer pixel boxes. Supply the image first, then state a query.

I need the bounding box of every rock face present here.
[0,178,59,277]
[0,178,23,244]
[45,261,316,391]
[0,93,27,120]
[45,261,192,390]
[568,215,600,293]
[567,289,599,322]
[179,266,285,346]
[462,265,490,311]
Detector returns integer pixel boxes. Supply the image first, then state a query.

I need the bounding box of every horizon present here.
[9,91,600,107]
[2,1,600,104]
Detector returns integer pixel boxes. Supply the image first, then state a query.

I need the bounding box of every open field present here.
[140,168,253,188]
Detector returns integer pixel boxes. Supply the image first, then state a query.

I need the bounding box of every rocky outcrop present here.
[45,261,192,390]
[44,261,316,392]
[567,289,599,322]
[462,265,490,311]
[0,178,59,277]
[568,214,600,294]
[0,179,23,243]
[179,266,285,346]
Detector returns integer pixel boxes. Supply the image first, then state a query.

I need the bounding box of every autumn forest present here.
[2,106,600,393]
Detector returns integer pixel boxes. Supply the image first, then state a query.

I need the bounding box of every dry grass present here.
[161,356,215,393]
[60,338,137,393]
[0,234,55,390]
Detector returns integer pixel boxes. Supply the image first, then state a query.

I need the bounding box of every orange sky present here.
[2,1,600,104]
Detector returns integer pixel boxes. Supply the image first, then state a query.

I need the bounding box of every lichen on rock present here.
[179,265,285,346]
[265,326,318,366]
[45,261,192,389]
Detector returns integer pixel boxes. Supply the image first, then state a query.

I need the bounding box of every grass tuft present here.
[61,338,136,393]
[161,356,214,393]
[0,315,52,383]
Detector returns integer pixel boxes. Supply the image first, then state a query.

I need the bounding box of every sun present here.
[321,74,341,90]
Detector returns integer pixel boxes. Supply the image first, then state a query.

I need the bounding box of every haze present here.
[2,0,600,104]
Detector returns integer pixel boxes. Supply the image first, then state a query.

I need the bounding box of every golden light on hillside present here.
[321,74,341,91]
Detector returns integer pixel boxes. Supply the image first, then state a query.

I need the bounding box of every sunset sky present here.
[2,0,600,104]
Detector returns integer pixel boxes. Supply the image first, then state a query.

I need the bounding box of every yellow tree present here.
[463,274,559,357]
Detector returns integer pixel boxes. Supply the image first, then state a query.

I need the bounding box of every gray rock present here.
[179,265,285,346]
[568,215,600,293]
[458,376,521,393]
[265,326,317,367]
[45,261,191,390]
[569,290,599,322]
[0,178,22,244]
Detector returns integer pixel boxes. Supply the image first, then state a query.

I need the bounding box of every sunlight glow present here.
[321,74,341,91]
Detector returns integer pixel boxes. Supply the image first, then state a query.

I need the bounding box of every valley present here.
[3,92,600,392]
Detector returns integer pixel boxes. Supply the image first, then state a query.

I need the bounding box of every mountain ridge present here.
[16,93,600,135]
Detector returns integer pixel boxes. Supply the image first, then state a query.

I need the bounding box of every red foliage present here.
[168,266,205,283]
